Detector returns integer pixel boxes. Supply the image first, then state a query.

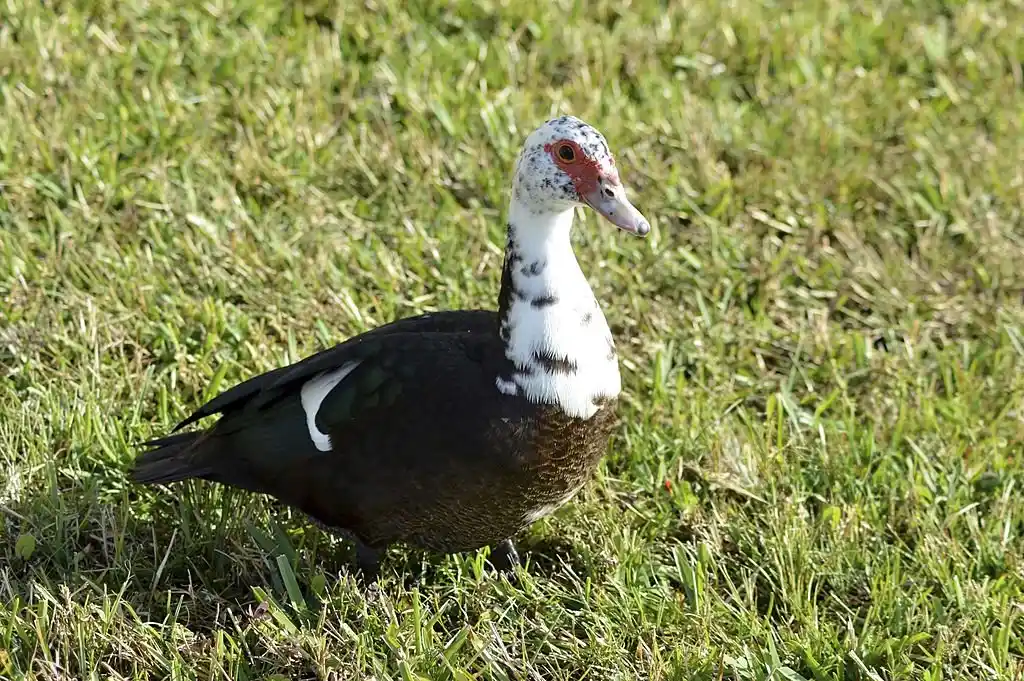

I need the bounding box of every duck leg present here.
[488,538,520,571]
[355,540,385,579]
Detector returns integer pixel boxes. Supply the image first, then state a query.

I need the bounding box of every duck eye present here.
[557,144,576,162]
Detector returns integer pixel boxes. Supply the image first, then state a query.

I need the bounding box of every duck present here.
[130,115,651,577]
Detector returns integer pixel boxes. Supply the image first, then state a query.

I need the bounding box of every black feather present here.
[131,431,209,484]
[172,310,497,430]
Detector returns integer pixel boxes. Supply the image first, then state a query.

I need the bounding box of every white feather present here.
[300,361,361,452]
[496,200,621,419]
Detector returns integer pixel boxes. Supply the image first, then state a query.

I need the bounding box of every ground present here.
[1,1,1023,679]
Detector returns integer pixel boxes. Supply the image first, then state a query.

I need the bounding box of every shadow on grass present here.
[3,462,604,635]
[4,476,282,635]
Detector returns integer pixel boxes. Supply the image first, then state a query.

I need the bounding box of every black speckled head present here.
[512,116,650,236]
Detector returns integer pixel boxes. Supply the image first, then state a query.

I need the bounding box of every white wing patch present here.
[299,361,361,452]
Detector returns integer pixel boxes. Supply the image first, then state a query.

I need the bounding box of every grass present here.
[2,0,1024,678]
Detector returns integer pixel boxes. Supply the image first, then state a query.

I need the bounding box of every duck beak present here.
[581,177,651,237]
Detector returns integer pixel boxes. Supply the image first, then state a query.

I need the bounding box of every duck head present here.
[511,116,650,236]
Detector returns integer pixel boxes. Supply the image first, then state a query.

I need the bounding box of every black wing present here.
[133,327,510,502]
[173,309,498,431]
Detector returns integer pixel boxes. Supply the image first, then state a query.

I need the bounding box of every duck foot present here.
[488,538,520,572]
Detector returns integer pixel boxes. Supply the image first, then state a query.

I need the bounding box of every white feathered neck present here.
[495,199,621,419]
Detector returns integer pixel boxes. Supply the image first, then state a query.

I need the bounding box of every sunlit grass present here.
[2,0,1024,678]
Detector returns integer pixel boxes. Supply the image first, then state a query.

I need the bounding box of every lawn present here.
[2,0,1024,678]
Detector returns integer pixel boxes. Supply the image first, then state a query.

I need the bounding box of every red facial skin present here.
[543,139,620,197]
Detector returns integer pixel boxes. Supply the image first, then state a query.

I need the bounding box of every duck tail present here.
[130,431,211,484]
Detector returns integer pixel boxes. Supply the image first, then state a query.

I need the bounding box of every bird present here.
[130,115,651,578]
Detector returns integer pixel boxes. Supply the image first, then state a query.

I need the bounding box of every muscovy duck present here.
[131,115,651,576]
